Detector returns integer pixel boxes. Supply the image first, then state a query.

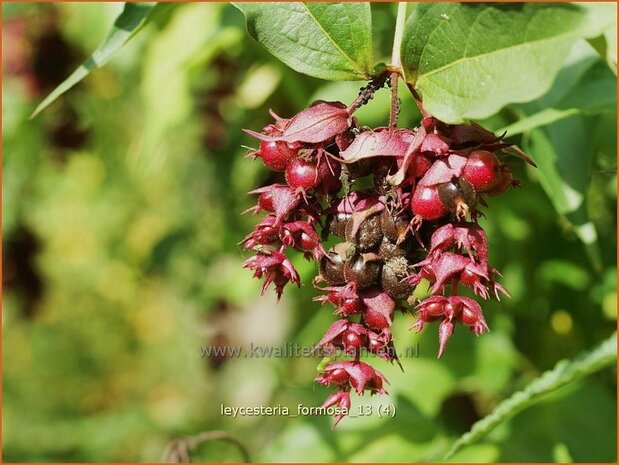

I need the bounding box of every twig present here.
[162,430,252,463]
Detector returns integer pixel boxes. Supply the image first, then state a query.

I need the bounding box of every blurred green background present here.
[2,2,617,462]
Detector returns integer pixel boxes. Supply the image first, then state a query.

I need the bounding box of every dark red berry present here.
[363,307,391,330]
[424,301,444,318]
[345,213,382,251]
[258,191,274,212]
[411,185,448,221]
[329,368,349,384]
[486,166,514,196]
[342,330,365,350]
[285,158,320,190]
[443,300,461,319]
[339,298,364,316]
[368,338,383,352]
[412,153,432,178]
[259,140,298,171]
[459,268,479,287]
[344,255,381,290]
[317,158,342,194]
[461,150,500,192]
[460,306,481,327]
[300,232,318,251]
[373,158,396,186]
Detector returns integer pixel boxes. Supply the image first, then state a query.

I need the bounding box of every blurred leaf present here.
[501,41,614,267]
[400,3,592,122]
[553,443,574,463]
[446,444,499,463]
[444,332,617,460]
[348,433,440,462]
[604,23,617,73]
[236,64,281,109]
[233,2,373,80]
[259,422,336,462]
[139,3,241,163]
[31,2,156,117]
[576,2,617,39]
[537,260,591,291]
[586,14,618,75]
[387,358,455,418]
[525,117,603,269]
[500,59,616,135]
[494,380,617,461]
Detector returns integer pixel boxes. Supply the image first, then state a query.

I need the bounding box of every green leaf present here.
[604,24,617,73]
[577,2,617,39]
[31,2,156,118]
[527,117,603,269]
[500,52,617,135]
[401,3,591,123]
[498,41,613,266]
[443,332,617,460]
[584,2,618,74]
[233,2,373,80]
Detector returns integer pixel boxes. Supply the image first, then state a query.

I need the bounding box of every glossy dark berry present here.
[346,158,375,179]
[344,255,381,290]
[411,185,448,220]
[461,150,500,192]
[381,210,410,243]
[285,158,320,190]
[328,212,351,237]
[259,140,298,171]
[381,257,414,299]
[345,213,382,251]
[373,158,396,186]
[320,243,350,285]
[437,178,476,216]
[378,237,406,260]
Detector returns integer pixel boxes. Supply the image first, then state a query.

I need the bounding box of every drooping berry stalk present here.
[241,68,534,427]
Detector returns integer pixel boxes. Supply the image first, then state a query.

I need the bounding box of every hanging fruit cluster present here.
[241,76,534,426]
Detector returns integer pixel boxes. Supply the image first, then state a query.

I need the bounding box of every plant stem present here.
[347,71,389,113]
[390,2,408,70]
[162,431,252,463]
[450,281,459,296]
[389,72,399,129]
[442,332,617,460]
[389,2,407,128]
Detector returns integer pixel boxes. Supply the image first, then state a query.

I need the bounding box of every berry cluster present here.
[242,82,534,427]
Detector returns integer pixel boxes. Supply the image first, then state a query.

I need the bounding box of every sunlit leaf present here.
[233,2,373,80]
[401,3,592,122]
[500,59,616,135]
